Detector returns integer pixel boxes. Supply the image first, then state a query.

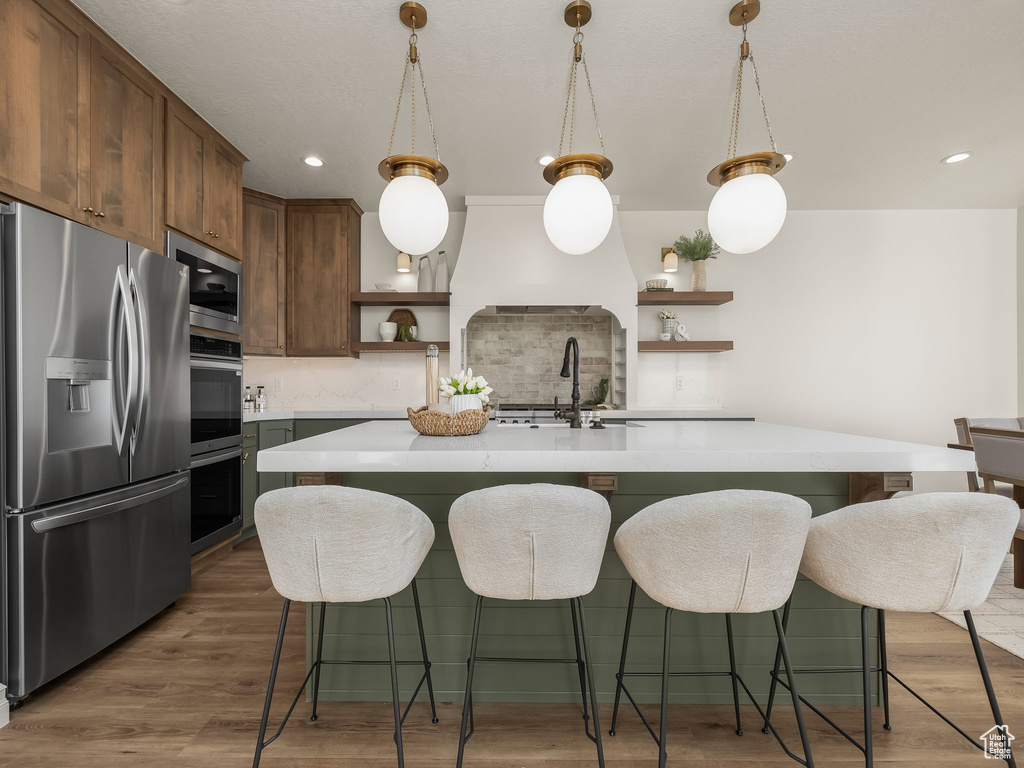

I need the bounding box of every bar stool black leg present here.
[762,595,792,734]
[860,605,873,768]
[384,597,405,768]
[772,608,814,767]
[658,607,673,768]
[725,614,743,736]
[569,598,592,734]
[878,608,891,731]
[456,595,484,768]
[966,610,1017,767]
[253,599,290,768]
[411,579,439,724]
[575,597,606,768]
[310,601,326,721]
[609,580,637,737]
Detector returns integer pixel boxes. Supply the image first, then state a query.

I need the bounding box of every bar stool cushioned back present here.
[449,483,610,600]
[614,490,812,614]
[800,492,1018,612]
[255,485,435,604]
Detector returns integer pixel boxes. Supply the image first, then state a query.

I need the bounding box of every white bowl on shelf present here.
[374,282,395,291]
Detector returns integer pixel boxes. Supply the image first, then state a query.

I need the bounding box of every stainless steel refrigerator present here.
[1,202,191,701]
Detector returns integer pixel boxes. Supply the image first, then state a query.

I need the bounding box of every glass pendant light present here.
[707,0,787,254]
[378,2,449,256]
[542,1,614,256]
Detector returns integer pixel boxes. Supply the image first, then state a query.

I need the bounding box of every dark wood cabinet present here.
[242,190,286,355]
[0,0,91,223]
[165,98,245,258]
[285,200,361,357]
[88,39,163,250]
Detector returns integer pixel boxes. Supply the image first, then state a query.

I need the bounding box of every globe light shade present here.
[707,173,787,254]
[379,175,449,256]
[543,174,614,255]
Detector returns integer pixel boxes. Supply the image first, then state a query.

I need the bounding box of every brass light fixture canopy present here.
[399,1,427,29]
[378,154,449,185]
[543,153,613,185]
[729,0,760,26]
[563,0,593,27]
[707,151,786,187]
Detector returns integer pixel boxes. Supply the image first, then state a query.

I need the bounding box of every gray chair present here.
[252,486,438,768]
[953,417,1022,494]
[969,424,1024,589]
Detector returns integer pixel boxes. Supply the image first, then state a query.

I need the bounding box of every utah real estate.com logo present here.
[981,724,1015,760]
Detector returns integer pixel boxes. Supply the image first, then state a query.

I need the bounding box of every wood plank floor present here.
[0,537,1021,767]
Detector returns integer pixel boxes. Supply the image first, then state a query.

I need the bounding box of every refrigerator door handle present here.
[30,474,190,533]
[129,266,147,445]
[113,266,139,454]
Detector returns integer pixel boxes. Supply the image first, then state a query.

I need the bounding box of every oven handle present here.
[190,358,243,371]
[190,447,243,470]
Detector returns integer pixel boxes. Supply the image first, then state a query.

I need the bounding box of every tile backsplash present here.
[465,314,613,406]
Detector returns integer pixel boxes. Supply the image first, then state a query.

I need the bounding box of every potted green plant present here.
[674,229,720,292]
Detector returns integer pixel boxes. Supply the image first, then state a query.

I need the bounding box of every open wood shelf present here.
[638,340,734,353]
[351,292,450,306]
[637,291,733,306]
[351,341,450,354]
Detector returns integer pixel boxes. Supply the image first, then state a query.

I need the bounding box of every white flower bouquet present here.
[439,368,494,411]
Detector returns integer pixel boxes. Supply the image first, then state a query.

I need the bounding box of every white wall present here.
[1018,207,1024,413]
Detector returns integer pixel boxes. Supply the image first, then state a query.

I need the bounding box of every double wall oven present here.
[189,334,243,554]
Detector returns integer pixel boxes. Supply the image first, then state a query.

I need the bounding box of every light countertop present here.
[256,420,976,474]
[242,408,746,423]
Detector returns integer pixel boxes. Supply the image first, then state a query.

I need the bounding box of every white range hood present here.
[448,195,639,407]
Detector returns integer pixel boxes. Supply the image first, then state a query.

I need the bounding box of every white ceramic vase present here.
[378,321,398,342]
[417,255,433,292]
[450,393,482,414]
[434,252,449,292]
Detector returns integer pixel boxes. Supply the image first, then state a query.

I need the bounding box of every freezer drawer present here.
[5,473,190,699]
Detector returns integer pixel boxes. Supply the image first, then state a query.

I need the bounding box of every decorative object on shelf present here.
[646,278,668,290]
[675,324,691,341]
[659,332,672,342]
[387,308,419,339]
[707,0,788,255]
[398,323,417,342]
[674,229,720,292]
[425,344,440,407]
[417,254,434,291]
[584,377,609,406]
[407,405,491,436]
[396,252,412,273]
[659,309,679,336]
[434,250,449,291]
[541,1,615,255]
[378,2,450,255]
[661,247,678,273]
[439,368,493,414]
[378,321,398,342]
[374,281,396,291]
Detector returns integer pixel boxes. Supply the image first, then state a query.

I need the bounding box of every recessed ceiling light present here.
[304,156,324,167]
[196,267,213,274]
[537,155,556,166]
[941,152,971,164]
[783,153,794,162]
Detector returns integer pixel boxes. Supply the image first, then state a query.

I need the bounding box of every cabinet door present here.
[204,138,243,258]
[0,0,90,223]
[240,429,259,538]
[89,38,163,250]
[165,101,206,243]
[286,205,349,356]
[257,421,294,495]
[242,193,286,355]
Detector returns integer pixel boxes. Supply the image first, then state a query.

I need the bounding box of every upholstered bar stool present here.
[610,490,815,768]
[765,492,1019,767]
[252,486,438,768]
[449,483,611,768]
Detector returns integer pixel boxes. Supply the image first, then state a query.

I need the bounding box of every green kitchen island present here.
[255,419,975,705]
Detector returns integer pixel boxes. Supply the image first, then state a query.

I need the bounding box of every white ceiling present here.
[74,0,1024,212]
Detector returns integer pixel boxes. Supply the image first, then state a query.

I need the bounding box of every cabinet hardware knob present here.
[82,207,94,213]
[95,211,105,218]
[286,428,293,432]
[244,432,257,438]
[213,233,219,238]
[242,452,249,462]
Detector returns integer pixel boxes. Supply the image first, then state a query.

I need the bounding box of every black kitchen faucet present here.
[557,336,582,429]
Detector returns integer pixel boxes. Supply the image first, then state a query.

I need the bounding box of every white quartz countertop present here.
[242,408,741,423]
[256,420,976,474]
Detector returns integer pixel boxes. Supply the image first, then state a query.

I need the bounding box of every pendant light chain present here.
[556,20,606,158]
[726,20,777,159]
[385,20,442,163]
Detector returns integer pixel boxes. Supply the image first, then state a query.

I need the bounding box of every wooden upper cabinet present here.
[242,190,286,355]
[88,38,163,250]
[286,202,360,357]
[0,0,90,222]
[165,99,245,258]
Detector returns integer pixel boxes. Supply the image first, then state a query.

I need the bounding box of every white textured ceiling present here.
[73,0,1024,212]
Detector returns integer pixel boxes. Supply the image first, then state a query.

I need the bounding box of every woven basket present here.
[407,406,490,437]
[387,308,418,329]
